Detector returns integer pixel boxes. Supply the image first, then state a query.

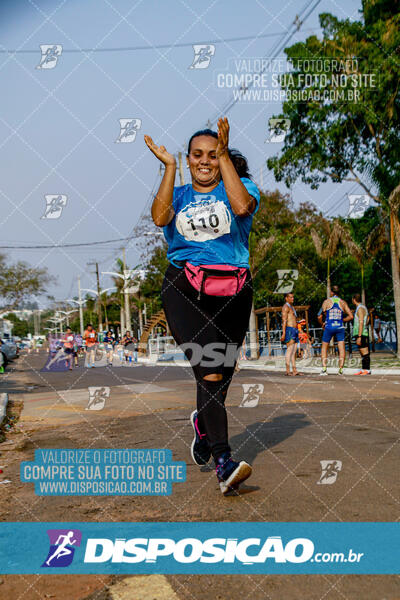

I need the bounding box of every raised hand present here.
[216,117,229,158]
[144,135,176,166]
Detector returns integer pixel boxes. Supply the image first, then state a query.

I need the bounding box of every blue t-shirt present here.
[163,177,260,268]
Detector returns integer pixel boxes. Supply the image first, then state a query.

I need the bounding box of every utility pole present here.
[58,312,64,334]
[78,276,84,336]
[95,262,102,331]
[122,248,131,334]
[87,261,103,331]
[101,263,133,337]
[178,151,185,186]
[120,295,125,337]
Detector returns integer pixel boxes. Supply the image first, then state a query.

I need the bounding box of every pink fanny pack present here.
[184,262,248,300]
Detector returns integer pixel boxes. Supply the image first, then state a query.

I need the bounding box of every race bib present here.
[67,336,73,341]
[176,196,231,242]
[90,333,95,338]
[329,308,341,320]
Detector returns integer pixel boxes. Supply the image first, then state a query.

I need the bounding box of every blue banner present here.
[0,522,398,574]
[20,449,186,496]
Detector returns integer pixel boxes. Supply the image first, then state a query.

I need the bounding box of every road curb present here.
[237,364,400,375]
[0,393,8,425]
[142,358,400,376]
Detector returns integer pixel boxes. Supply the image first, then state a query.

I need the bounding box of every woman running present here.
[144,117,260,494]
[121,330,135,363]
[103,330,116,366]
[62,327,75,370]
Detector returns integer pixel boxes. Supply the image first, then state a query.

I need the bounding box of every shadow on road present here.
[229,412,311,464]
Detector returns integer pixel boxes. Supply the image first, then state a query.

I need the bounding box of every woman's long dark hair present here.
[187,129,252,179]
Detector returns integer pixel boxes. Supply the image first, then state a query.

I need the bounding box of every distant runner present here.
[62,327,75,370]
[318,285,353,375]
[281,292,301,376]
[121,331,136,364]
[103,330,116,366]
[83,324,97,368]
[352,293,371,375]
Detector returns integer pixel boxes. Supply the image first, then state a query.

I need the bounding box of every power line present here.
[98,169,163,267]
[206,0,322,127]
[0,237,131,249]
[1,173,164,254]
[0,29,320,54]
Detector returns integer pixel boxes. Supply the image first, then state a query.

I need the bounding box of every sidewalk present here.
[140,355,400,376]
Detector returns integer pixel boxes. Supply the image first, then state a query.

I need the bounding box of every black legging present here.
[161,263,253,460]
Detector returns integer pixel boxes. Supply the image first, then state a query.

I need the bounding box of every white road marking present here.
[118,383,172,393]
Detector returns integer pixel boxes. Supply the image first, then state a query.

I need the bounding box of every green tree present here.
[345,207,388,304]
[3,313,32,337]
[84,295,96,328]
[0,254,56,310]
[310,218,359,297]
[140,242,169,316]
[250,190,326,317]
[267,0,400,354]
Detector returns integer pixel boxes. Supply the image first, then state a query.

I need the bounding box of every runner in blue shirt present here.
[103,331,116,367]
[145,118,259,495]
[318,285,353,375]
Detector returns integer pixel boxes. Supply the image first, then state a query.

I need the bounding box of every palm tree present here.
[310,218,354,297]
[107,257,144,336]
[100,290,115,331]
[345,220,388,305]
[359,162,400,357]
[84,295,96,326]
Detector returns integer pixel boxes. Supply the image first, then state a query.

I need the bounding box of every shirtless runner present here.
[281,292,301,376]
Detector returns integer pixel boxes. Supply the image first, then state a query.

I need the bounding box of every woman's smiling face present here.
[187,135,220,189]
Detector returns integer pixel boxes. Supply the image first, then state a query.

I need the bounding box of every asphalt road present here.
[0,350,399,599]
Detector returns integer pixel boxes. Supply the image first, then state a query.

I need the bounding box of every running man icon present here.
[42,529,82,568]
[36,45,63,69]
[41,194,67,219]
[116,118,142,143]
[317,460,342,485]
[189,44,215,69]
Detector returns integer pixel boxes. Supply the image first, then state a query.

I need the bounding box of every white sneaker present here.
[320,369,328,376]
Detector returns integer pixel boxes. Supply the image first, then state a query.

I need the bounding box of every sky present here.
[0,0,364,306]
